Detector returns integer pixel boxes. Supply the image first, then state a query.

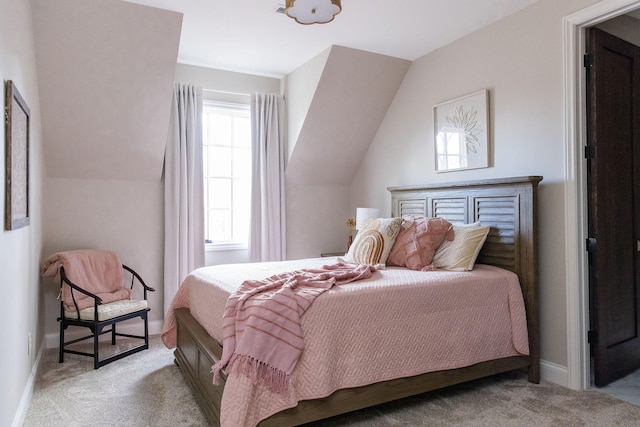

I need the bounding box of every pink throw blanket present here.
[211,262,375,393]
[41,249,129,311]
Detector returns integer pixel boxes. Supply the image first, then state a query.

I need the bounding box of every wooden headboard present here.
[388,175,542,382]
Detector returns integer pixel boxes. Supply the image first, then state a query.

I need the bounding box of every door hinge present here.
[586,237,597,252]
[588,330,598,344]
[584,53,593,68]
[584,145,595,160]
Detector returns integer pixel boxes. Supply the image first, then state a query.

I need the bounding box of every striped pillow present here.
[344,217,403,266]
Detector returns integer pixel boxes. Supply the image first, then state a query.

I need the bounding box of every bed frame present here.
[173,175,542,426]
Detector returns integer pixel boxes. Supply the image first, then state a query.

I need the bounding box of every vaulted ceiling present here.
[30,0,546,184]
[124,0,540,78]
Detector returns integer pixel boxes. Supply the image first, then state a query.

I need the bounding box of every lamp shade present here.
[355,207,380,230]
[285,0,341,25]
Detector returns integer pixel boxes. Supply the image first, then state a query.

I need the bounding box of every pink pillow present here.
[387,216,454,271]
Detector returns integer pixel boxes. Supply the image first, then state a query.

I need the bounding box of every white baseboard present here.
[45,319,164,349]
[11,342,45,427]
[540,359,569,387]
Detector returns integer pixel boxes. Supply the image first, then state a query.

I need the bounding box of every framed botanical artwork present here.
[5,80,30,230]
[434,89,489,172]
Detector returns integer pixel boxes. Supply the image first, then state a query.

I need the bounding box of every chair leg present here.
[144,313,149,348]
[93,326,100,370]
[112,323,116,345]
[59,321,64,363]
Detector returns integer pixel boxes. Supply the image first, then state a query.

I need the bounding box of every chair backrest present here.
[42,249,131,311]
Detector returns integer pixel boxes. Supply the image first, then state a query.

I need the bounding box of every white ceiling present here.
[124,0,539,78]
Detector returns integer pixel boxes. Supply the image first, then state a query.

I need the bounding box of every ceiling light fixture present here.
[285,0,341,25]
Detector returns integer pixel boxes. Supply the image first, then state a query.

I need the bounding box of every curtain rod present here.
[202,88,250,97]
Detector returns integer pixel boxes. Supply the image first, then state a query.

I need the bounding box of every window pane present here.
[233,178,250,241]
[203,102,251,246]
[211,114,232,145]
[210,178,231,209]
[233,147,251,178]
[233,178,251,210]
[233,211,249,243]
[203,117,210,146]
[203,177,209,210]
[208,210,232,241]
[202,145,208,176]
[209,146,232,176]
[234,116,251,148]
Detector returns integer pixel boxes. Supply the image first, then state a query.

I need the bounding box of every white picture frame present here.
[434,89,489,172]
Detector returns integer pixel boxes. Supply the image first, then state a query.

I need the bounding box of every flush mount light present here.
[285,0,341,25]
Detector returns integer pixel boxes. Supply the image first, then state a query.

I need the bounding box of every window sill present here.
[205,242,248,252]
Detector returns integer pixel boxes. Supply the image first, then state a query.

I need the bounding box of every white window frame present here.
[202,100,251,252]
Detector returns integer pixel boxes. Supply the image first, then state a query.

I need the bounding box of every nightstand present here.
[320,252,344,257]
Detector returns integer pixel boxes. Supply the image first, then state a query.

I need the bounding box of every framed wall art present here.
[434,89,489,172]
[5,80,30,230]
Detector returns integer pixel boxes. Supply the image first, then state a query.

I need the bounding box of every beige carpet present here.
[24,335,640,427]
[24,335,207,427]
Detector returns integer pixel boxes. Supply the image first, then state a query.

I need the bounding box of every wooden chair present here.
[44,250,155,369]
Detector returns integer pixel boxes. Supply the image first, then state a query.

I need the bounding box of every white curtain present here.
[164,83,205,314]
[249,93,286,262]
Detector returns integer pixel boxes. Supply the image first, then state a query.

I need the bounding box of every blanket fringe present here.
[219,353,291,394]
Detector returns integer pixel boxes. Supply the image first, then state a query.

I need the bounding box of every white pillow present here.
[432,222,490,271]
[343,217,403,266]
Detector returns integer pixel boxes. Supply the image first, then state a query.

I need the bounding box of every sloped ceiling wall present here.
[32,0,182,180]
[285,47,331,161]
[285,46,411,186]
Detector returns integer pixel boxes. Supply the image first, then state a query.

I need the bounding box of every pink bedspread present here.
[162,258,529,427]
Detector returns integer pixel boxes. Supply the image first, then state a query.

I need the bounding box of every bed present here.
[164,175,542,427]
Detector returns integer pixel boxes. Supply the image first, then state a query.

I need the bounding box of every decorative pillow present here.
[344,217,403,266]
[432,222,491,271]
[387,216,454,271]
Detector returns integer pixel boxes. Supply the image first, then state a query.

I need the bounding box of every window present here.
[203,101,251,250]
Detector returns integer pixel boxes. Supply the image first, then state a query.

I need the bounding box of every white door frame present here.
[563,0,640,390]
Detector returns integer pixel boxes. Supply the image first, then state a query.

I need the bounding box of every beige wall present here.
[41,179,165,337]
[176,63,281,104]
[350,0,601,376]
[1,1,44,426]
[285,183,352,258]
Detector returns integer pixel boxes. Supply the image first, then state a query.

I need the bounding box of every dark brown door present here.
[586,27,640,387]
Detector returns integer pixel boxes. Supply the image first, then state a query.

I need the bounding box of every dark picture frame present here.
[5,80,30,230]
